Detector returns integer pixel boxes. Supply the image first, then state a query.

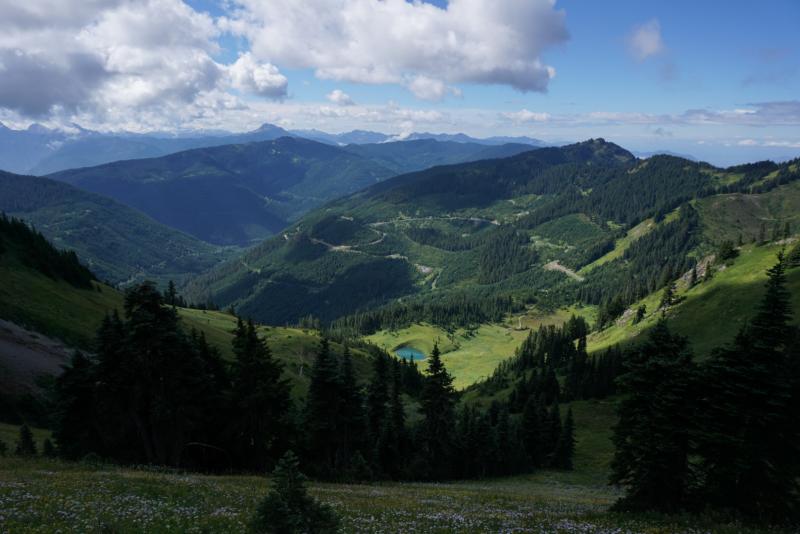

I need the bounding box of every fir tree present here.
[521,396,543,468]
[659,283,675,311]
[230,318,292,471]
[420,344,457,479]
[610,321,696,512]
[53,351,100,460]
[305,338,341,474]
[42,438,56,458]
[696,253,800,520]
[250,451,340,534]
[378,359,407,478]
[165,280,178,307]
[15,423,37,457]
[633,305,646,325]
[366,354,389,444]
[336,346,366,473]
[552,408,575,470]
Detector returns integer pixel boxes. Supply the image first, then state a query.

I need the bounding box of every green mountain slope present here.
[50,137,395,245]
[0,171,232,286]
[186,140,798,330]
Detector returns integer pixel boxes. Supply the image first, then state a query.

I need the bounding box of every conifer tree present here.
[42,438,56,458]
[546,403,562,464]
[521,396,543,468]
[336,346,365,472]
[378,359,407,478]
[552,408,575,470]
[165,280,178,307]
[230,318,292,471]
[697,253,800,520]
[53,351,100,460]
[15,423,37,457]
[610,321,696,512]
[366,354,389,444]
[659,283,675,310]
[250,450,340,534]
[420,344,456,479]
[305,338,341,474]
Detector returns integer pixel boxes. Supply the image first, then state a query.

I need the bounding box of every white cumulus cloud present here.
[222,0,568,99]
[228,53,287,99]
[326,89,355,106]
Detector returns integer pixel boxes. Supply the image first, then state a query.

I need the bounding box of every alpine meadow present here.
[1,1,799,533]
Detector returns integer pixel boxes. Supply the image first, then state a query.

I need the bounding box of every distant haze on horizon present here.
[0,0,798,166]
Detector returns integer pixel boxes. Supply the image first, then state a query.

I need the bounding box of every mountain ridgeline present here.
[184,138,800,329]
[49,137,395,246]
[0,171,232,286]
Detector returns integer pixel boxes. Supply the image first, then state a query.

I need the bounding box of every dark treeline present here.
[611,253,800,522]
[0,213,95,289]
[478,315,623,406]
[329,290,522,337]
[51,282,571,480]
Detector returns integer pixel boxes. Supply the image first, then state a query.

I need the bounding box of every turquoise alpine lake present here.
[395,347,426,361]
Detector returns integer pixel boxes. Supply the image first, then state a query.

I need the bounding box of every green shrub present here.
[250,451,340,534]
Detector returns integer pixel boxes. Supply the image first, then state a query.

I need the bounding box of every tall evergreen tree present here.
[378,359,407,478]
[230,318,292,471]
[521,396,544,468]
[366,354,389,444]
[552,407,575,470]
[53,351,100,460]
[305,338,341,475]
[15,423,37,457]
[610,321,696,512]
[697,253,800,520]
[336,346,366,472]
[420,344,457,479]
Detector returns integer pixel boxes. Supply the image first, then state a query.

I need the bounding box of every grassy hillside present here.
[0,226,373,398]
[0,171,232,286]
[588,241,800,357]
[177,308,373,398]
[51,137,394,246]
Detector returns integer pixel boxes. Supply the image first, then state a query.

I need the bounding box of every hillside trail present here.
[543,261,585,282]
[369,215,500,227]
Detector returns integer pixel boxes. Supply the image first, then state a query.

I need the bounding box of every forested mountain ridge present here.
[342,139,535,175]
[49,137,396,246]
[0,171,233,286]
[183,139,800,329]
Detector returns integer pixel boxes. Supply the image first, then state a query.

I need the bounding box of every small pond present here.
[395,347,426,361]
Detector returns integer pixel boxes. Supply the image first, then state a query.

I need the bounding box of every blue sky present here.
[1,0,798,165]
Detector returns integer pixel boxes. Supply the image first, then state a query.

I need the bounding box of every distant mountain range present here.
[291,128,547,147]
[0,121,547,176]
